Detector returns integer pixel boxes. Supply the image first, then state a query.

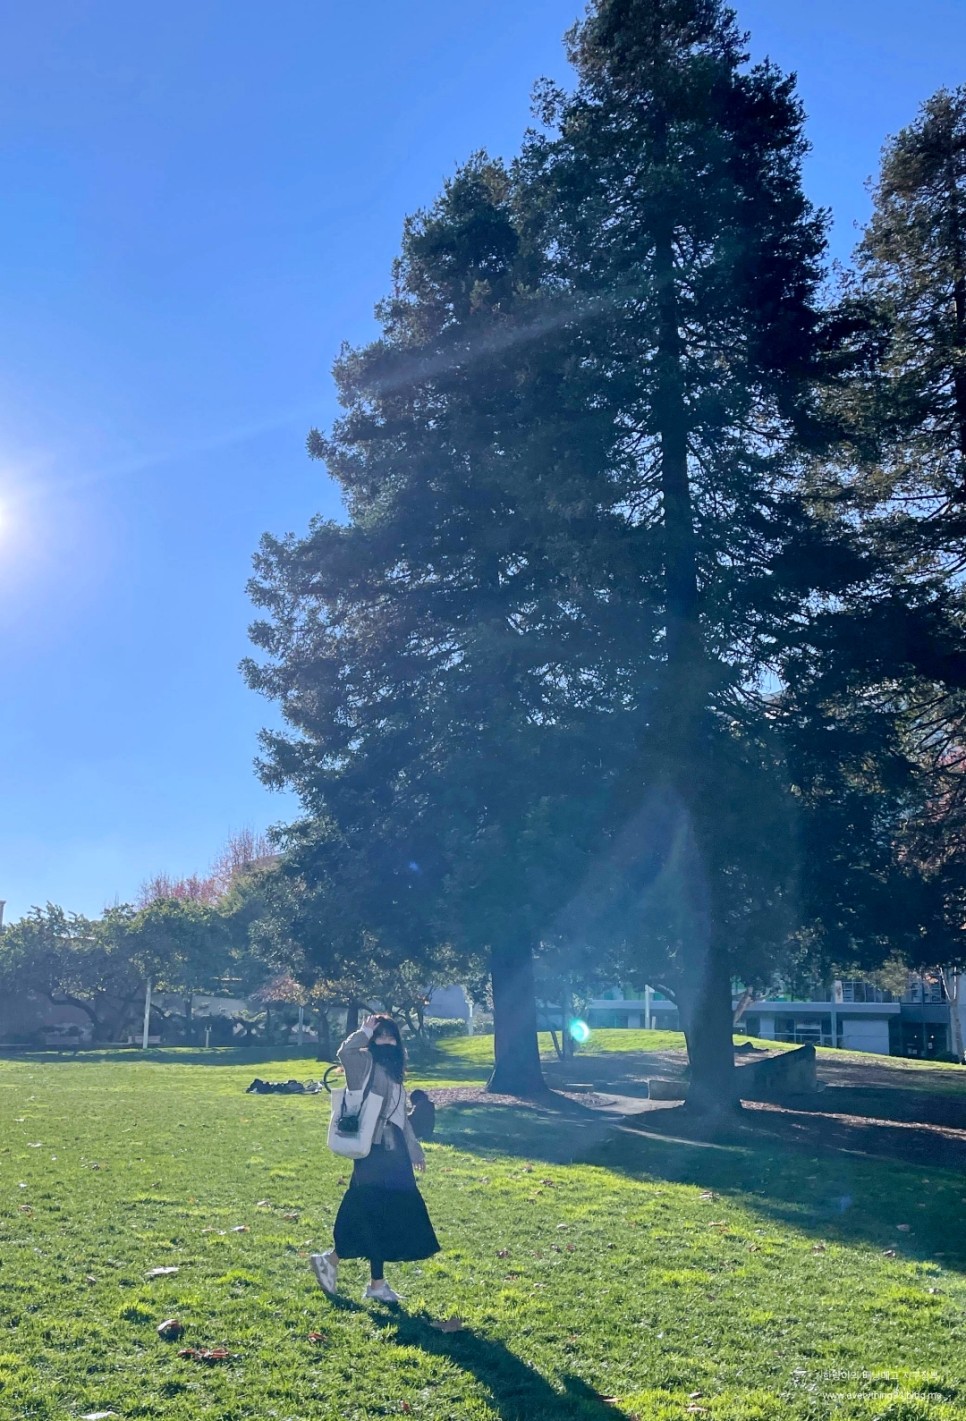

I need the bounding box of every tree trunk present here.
[315,1008,334,1062]
[487,939,545,1095]
[651,193,739,1116]
[940,967,964,1062]
[562,988,574,1060]
[732,987,761,1028]
[48,991,102,1041]
[678,951,741,1114]
[345,1002,360,1034]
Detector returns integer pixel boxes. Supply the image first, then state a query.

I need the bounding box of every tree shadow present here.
[615,1104,966,1267]
[431,1092,966,1274]
[433,1093,623,1164]
[749,1081,966,1131]
[370,1305,634,1421]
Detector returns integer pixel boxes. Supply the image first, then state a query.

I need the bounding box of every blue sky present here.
[1,0,964,924]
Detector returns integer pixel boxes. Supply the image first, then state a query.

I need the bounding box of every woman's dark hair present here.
[368,1014,406,1082]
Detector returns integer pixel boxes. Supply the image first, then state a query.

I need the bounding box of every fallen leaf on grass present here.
[496,1249,510,1258]
[686,1408,709,1416]
[307,1331,327,1344]
[281,1211,300,1221]
[146,1267,179,1279]
[230,1225,249,1233]
[255,1199,272,1208]
[812,1243,827,1253]
[565,1244,576,1253]
[896,1224,911,1232]
[178,1347,234,1364]
[85,1275,98,1285]
[689,1394,704,1401]
[699,1191,718,1201]
[157,1318,185,1340]
[18,1205,33,1215]
[883,1249,897,1257]
[556,1223,570,1230]
[81,1412,117,1419]
[429,1316,465,1333]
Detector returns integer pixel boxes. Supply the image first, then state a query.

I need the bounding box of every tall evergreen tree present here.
[855,87,966,554]
[828,87,966,1010]
[245,157,641,1093]
[516,0,856,1109]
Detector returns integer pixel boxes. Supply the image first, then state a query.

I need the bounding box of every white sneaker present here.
[364,1281,402,1303]
[310,1251,338,1295]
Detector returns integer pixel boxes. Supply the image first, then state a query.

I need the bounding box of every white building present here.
[586,973,965,1060]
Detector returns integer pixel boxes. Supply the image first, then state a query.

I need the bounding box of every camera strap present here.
[338,1059,375,1129]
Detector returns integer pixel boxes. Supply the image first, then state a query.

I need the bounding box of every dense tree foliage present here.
[246,0,881,1106]
[0,906,145,1042]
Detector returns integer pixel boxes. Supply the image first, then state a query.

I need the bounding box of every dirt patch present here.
[428,1086,615,1110]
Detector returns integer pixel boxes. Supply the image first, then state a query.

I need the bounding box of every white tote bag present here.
[327,1065,384,1160]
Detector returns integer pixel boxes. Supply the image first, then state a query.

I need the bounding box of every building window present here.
[775,1016,833,1047]
[839,980,892,1005]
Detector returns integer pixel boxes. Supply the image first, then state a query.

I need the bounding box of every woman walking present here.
[310,1014,439,1302]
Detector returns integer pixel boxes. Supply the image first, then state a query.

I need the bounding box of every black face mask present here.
[369,1041,404,1081]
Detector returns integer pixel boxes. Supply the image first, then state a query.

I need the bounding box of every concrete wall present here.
[839,1017,890,1055]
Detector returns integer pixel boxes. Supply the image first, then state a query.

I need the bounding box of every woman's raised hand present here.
[362,1013,380,1032]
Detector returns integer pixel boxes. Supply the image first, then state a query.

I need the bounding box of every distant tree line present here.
[0,831,473,1049]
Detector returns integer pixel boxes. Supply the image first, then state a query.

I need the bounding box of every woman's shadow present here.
[366,1302,633,1421]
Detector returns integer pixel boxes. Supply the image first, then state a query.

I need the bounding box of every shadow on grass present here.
[373,1306,633,1421]
[433,1093,966,1275]
[315,1294,630,1420]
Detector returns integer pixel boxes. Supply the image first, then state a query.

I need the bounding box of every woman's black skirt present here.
[333,1124,440,1264]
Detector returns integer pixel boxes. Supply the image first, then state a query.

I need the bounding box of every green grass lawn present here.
[1,1042,965,1420]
